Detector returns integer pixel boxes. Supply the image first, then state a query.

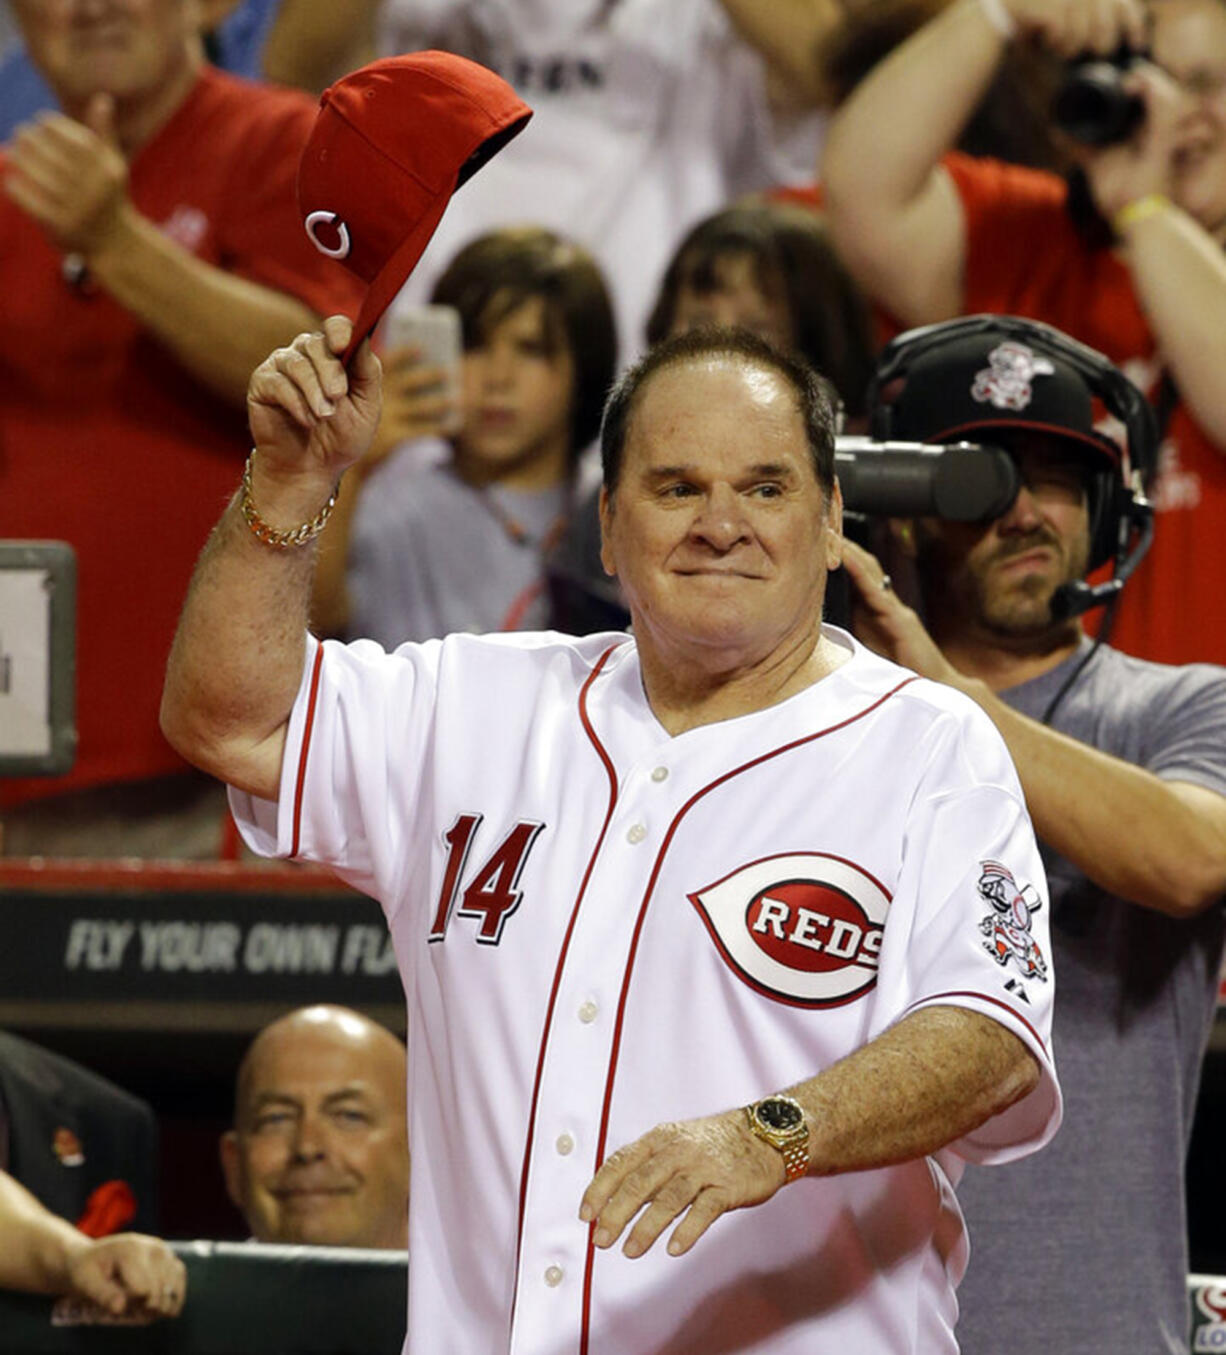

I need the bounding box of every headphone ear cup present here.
[1087,471,1123,571]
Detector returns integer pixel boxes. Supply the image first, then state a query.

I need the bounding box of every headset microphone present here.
[1049,500,1154,620]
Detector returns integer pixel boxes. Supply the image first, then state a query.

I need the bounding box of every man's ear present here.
[598,486,617,578]
[824,479,844,571]
[219,1130,245,1211]
[890,518,917,559]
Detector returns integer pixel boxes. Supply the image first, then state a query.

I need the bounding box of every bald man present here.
[220,1005,409,1249]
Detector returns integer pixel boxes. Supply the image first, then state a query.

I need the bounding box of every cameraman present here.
[841,316,1226,1353]
[821,0,1226,671]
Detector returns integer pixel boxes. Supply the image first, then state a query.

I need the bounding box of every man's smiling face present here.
[599,354,842,675]
[221,1007,409,1249]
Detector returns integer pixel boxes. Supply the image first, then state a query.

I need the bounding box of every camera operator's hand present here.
[1078,63,1192,220]
[841,539,964,686]
[1002,0,1148,59]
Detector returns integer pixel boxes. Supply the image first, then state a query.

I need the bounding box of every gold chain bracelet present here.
[239,451,339,549]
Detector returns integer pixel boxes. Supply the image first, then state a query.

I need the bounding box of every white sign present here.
[0,568,52,756]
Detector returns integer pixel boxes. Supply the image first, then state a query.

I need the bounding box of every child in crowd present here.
[312,225,616,645]
[646,200,876,425]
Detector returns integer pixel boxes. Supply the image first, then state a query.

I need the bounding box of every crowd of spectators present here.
[3,0,1226,1351]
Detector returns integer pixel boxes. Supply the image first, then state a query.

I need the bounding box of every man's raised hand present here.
[246,316,383,488]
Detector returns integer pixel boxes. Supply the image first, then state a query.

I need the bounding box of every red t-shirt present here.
[0,67,364,807]
[946,151,1226,669]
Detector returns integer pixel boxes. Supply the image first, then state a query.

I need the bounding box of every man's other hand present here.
[579,1108,789,1260]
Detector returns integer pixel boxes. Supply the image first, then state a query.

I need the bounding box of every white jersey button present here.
[556,1132,575,1156]
[544,1265,564,1288]
[626,822,647,844]
[578,999,599,1023]
[651,766,669,782]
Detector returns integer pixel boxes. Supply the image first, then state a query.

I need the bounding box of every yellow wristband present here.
[1112,194,1173,237]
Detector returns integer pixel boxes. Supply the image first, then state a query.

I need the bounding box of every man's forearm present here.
[163,320,380,800]
[88,203,321,408]
[790,1005,1039,1174]
[161,472,329,800]
[0,1173,86,1294]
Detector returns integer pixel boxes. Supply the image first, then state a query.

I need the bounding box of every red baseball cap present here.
[297,52,533,363]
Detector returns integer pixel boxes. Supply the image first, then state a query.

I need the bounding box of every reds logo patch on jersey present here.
[972,341,1056,412]
[689,853,888,1007]
[976,860,1048,981]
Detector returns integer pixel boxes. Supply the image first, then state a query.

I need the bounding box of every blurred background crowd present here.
[3,0,1226,1345]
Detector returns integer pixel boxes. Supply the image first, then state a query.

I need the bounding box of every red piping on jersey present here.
[578,676,918,1353]
[508,644,621,1336]
[290,643,326,859]
[902,989,1050,1055]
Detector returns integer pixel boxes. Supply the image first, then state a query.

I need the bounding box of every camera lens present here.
[1052,59,1146,147]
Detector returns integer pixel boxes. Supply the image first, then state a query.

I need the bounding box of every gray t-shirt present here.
[347,455,569,647]
[955,640,1226,1355]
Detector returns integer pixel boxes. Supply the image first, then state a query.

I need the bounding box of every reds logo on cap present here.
[689,852,888,1007]
[304,210,352,260]
[296,52,532,363]
[972,341,1056,412]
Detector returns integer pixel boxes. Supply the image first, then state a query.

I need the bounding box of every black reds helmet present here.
[867,315,1156,574]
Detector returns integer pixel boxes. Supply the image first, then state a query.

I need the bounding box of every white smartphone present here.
[382,303,463,431]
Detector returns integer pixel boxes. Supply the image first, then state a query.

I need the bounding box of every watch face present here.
[757,1097,803,1132]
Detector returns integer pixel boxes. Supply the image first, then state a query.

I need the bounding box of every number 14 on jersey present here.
[429,813,546,945]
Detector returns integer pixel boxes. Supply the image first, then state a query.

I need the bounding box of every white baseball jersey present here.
[232,625,1061,1355]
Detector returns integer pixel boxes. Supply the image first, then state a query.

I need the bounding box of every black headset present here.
[867,315,1156,620]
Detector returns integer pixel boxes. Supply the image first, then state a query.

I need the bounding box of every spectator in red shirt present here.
[0,0,363,856]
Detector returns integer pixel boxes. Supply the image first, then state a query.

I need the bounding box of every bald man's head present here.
[220,1006,409,1249]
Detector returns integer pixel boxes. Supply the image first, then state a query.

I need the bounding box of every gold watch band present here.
[778,1137,809,1182]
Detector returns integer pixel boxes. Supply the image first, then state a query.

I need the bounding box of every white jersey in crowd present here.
[232,626,1061,1355]
[376,0,826,357]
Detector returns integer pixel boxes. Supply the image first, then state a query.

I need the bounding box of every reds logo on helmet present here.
[977,860,1048,981]
[689,853,889,1008]
[972,341,1056,412]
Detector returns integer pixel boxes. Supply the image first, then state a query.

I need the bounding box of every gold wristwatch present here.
[745,1094,810,1183]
